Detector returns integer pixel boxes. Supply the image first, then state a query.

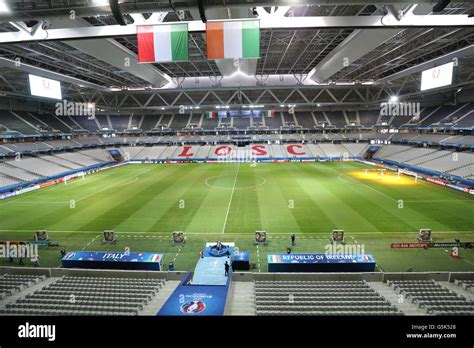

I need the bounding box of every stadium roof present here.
[0,0,473,112]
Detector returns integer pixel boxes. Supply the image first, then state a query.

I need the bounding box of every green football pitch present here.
[1,161,473,272]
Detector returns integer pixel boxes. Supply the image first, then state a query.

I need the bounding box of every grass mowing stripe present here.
[146,164,222,232]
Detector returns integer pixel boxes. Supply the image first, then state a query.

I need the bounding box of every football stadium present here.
[0,0,473,344]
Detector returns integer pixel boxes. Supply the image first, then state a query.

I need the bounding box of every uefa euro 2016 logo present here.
[180,301,206,314]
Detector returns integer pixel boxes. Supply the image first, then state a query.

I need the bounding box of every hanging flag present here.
[137,23,188,63]
[206,20,260,60]
[205,111,217,119]
[263,110,275,118]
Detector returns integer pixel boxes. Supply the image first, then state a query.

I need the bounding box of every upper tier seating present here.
[2,102,473,135]
[169,114,189,130]
[0,111,38,134]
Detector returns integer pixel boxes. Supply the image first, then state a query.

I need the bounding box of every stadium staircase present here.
[0,277,56,305]
[139,280,181,315]
[225,281,256,315]
[387,280,474,315]
[441,281,474,301]
[366,281,426,315]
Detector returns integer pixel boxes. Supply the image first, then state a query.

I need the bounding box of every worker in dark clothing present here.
[291,234,296,246]
[286,246,292,254]
[224,261,230,276]
[60,248,66,259]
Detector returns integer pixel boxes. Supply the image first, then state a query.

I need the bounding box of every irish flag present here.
[206,20,260,60]
[205,111,217,119]
[137,24,188,63]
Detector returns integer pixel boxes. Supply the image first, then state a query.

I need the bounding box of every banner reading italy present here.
[137,23,189,63]
[206,20,260,60]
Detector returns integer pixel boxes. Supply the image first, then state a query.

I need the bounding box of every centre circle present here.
[205,174,266,190]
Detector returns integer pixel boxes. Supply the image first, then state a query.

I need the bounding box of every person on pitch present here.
[291,234,296,246]
[224,261,230,276]
[287,246,292,254]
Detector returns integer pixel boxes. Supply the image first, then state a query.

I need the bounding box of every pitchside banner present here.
[62,251,163,271]
[267,253,376,272]
[392,242,473,249]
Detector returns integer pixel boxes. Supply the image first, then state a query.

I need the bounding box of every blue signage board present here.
[61,251,163,271]
[267,253,376,272]
[232,251,250,270]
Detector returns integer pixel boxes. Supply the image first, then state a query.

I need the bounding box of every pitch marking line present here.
[256,244,261,272]
[417,177,473,201]
[337,174,397,203]
[173,246,183,263]
[76,176,139,203]
[462,259,474,267]
[315,163,398,202]
[350,236,359,244]
[0,172,118,206]
[351,235,383,272]
[1,201,69,205]
[222,163,240,234]
[81,234,100,251]
[205,175,266,190]
[73,165,156,204]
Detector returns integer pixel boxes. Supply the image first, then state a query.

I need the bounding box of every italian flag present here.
[206,20,260,60]
[137,24,188,63]
[205,111,217,119]
[263,110,275,118]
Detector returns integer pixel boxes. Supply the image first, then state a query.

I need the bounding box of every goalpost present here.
[363,168,419,182]
[398,168,419,182]
[64,172,85,185]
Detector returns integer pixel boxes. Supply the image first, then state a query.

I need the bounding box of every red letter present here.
[252,145,267,156]
[178,146,194,157]
[215,145,232,156]
[287,144,305,155]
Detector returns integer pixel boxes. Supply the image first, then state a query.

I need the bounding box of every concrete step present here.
[439,281,474,301]
[139,280,180,315]
[367,281,427,315]
[225,281,255,316]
